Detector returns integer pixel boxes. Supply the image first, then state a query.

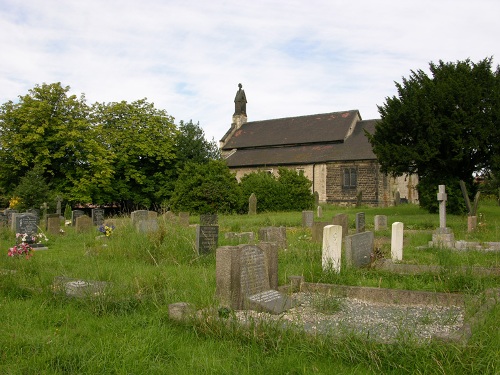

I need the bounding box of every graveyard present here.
[1,200,499,374]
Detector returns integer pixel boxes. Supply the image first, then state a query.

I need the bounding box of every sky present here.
[1,0,499,142]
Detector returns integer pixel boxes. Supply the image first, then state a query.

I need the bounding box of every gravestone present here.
[6,209,18,227]
[322,225,343,272]
[225,231,255,244]
[56,195,63,216]
[256,241,279,290]
[394,191,401,206]
[430,185,455,248]
[45,213,59,232]
[314,191,319,207]
[258,226,287,249]
[47,215,61,236]
[92,208,105,226]
[332,213,348,238]
[137,219,159,233]
[163,211,177,222]
[312,221,330,243]
[71,210,85,226]
[374,215,388,231]
[216,244,294,314]
[147,211,158,220]
[200,214,218,226]
[345,231,374,268]
[302,210,314,228]
[391,222,404,261]
[355,212,365,233]
[75,215,92,233]
[248,193,257,215]
[131,210,148,225]
[317,205,323,218]
[179,212,190,226]
[15,213,39,236]
[196,225,219,254]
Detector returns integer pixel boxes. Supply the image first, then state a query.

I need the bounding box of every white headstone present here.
[391,222,404,261]
[322,225,342,272]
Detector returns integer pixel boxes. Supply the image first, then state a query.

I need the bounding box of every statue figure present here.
[234,83,247,116]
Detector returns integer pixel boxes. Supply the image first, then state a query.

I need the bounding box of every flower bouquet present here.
[98,223,115,237]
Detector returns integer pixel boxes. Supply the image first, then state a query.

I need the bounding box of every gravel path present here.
[235,292,465,343]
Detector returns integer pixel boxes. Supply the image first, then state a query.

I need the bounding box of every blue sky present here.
[1,0,499,141]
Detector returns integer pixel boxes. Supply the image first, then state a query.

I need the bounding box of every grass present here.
[0,202,499,374]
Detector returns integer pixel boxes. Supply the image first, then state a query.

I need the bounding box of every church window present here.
[343,168,357,188]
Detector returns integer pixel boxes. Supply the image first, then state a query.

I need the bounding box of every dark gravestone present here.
[332,213,348,238]
[200,214,218,226]
[15,213,39,236]
[196,225,219,254]
[302,210,314,228]
[92,209,105,226]
[258,226,287,249]
[72,210,85,226]
[345,231,374,268]
[312,221,330,243]
[355,212,365,233]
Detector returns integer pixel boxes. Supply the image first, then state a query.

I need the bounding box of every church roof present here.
[221,110,361,150]
[223,117,378,167]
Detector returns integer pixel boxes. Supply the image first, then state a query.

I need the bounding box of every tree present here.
[175,120,220,168]
[12,165,50,210]
[367,58,500,213]
[92,99,178,209]
[0,83,113,204]
[170,160,242,214]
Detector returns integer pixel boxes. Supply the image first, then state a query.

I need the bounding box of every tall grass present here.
[0,202,499,374]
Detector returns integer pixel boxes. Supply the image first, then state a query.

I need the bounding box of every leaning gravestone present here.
[71,210,85,226]
[200,214,218,226]
[345,231,374,268]
[258,226,287,249]
[196,225,219,254]
[248,193,257,215]
[374,215,388,231]
[75,215,92,233]
[302,210,314,228]
[332,213,349,238]
[355,212,365,233]
[216,244,294,314]
[92,208,105,226]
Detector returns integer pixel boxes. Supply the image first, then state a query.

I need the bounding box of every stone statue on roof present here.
[234,83,247,116]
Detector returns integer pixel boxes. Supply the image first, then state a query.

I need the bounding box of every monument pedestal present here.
[429,227,455,248]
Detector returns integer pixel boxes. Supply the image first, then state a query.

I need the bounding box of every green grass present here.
[0,202,499,374]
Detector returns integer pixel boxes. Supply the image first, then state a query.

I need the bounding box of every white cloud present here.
[1,0,499,141]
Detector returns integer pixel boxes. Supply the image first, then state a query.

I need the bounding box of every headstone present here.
[314,191,319,207]
[355,212,365,233]
[71,210,85,226]
[136,219,159,233]
[164,211,177,222]
[317,205,323,218]
[430,185,455,248]
[394,191,401,206]
[45,213,59,232]
[47,215,60,236]
[200,214,218,226]
[225,232,255,244]
[196,225,219,254]
[345,231,374,268]
[257,241,279,290]
[437,185,447,229]
[248,193,257,215]
[91,208,105,226]
[332,213,348,238]
[374,215,388,231]
[258,226,287,249]
[312,221,330,243]
[216,244,294,314]
[15,213,39,236]
[391,222,404,261]
[179,212,190,226]
[322,225,343,272]
[75,215,92,233]
[131,210,148,225]
[302,210,314,228]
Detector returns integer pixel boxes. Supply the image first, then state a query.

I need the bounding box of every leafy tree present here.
[367,58,500,213]
[170,160,242,214]
[0,83,113,203]
[175,120,220,168]
[12,166,51,211]
[92,99,178,209]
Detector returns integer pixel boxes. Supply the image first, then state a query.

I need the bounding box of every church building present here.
[220,84,418,206]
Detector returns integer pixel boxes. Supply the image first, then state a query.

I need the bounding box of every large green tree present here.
[175,120,220,168]
[92,99,178,209]
[368,58,500,213]
[0,83,113,204]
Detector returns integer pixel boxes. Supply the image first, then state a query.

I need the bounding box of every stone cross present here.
[437,185,447,229]
[56,195,62,215]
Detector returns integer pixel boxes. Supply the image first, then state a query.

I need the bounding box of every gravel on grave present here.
[235,292,465,343]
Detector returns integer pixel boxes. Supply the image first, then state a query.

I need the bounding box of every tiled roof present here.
[224,119,378,167]
[222,110,361,149]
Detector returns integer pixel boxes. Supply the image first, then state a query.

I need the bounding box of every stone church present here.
[220,84,418,206]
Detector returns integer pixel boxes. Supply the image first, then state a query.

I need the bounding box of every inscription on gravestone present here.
[16,213,39,236]
[196,225,219,254]
[240,245,268,297]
